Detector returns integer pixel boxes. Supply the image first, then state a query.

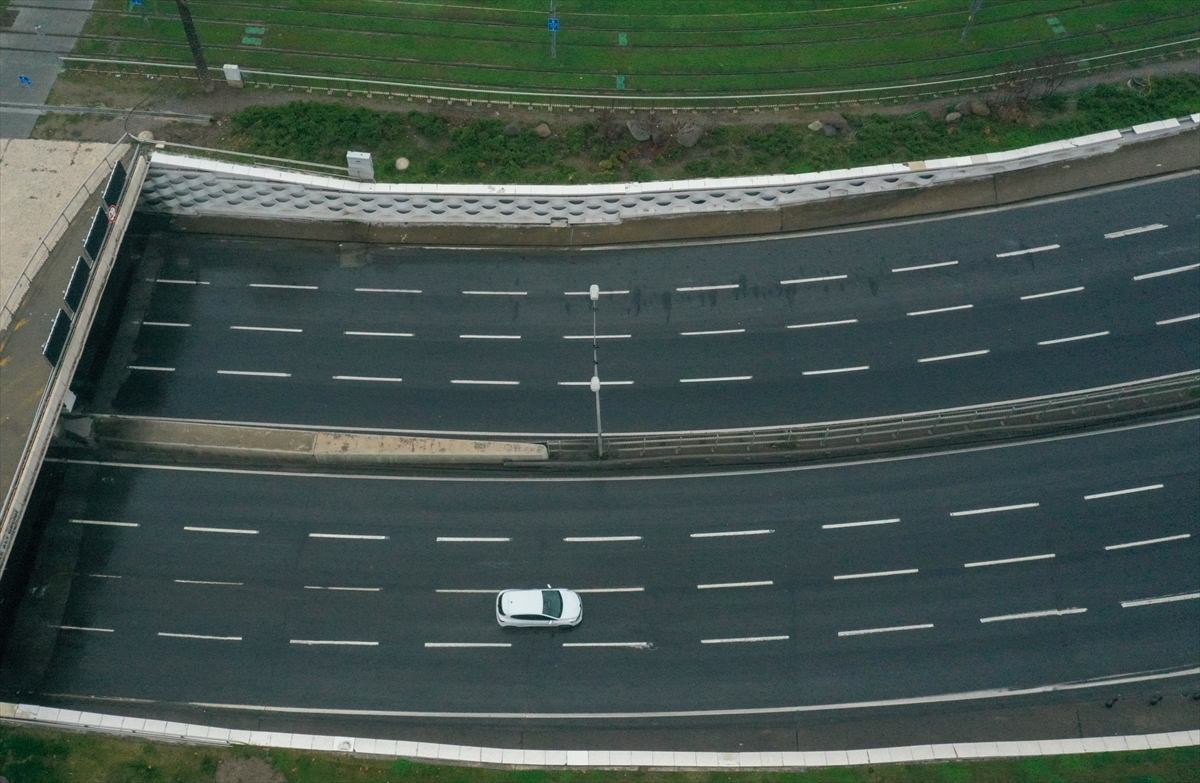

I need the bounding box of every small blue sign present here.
[131,0,143,5]
[547,18,559,31]
[18,75,32,86]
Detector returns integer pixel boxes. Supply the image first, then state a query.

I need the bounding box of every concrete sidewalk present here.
[0,0,95,138]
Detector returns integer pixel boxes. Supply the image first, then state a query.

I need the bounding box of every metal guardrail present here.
[546,372,1200,460]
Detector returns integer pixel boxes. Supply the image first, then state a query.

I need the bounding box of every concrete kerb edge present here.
[1,703,1196,770]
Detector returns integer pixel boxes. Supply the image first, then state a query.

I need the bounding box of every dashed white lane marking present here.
[691,529,774,538]
[918,349,990,363]
[291,639,379,646]
[980,607,1086,623]
[564,289,630,296]
[1037,331,1109,346]
[697,580,774,589]
[892,261,958,273]
[1133,263,1199,280]
[217,370,291,378]
[71,519,138,528]
[355,288,422,294]
[86,574,121,579]
[127,365,175,372]
[1157,313,1200,326]
[249,283,318,290]
[1121,591,1200,608]
[964,553,1055,568]
[332,376,403,383]
[451,379,520,386]
[562,334,632,340]
[838,623,934,637]
[154,278,209,285]
[1085,483,1164,500]
[1104,223,1167,239]
[303,586,382,592]
[558,380,635,386]
[1021,286,1084,300]
[344,331,414,337]
[822,518,899,530]
[563,535,642,542]
[679,375,753,383]
[780,274,847,285]
[833,568,919,580]
[230,326,302,333]
[184,526,258,535]
[677,283,740,292]
[907,304,973,317]
[951,502,1039,517]
[563,642,652,649]
[787,318,858,329]
[309,533,388,540]
[701,635,789,644]
[462,290,527,296]
[158,632,241,641]
[996,244,1060,258]
[574,587,645,593]
[437,536,511,542]
[425,642,511,648]
[680,328,746,336]
[53,625,113,633]
[1105,533,1191,551]
[802,365,869,376]
[175,579,243,586]
[141,321,190,327]
[460,334,521,340]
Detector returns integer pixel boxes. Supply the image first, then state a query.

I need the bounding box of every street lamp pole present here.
[589,284,603,458]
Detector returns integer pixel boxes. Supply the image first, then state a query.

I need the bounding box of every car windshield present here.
[541,590,563,618]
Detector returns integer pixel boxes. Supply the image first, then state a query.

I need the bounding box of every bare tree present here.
[173,0,213,93]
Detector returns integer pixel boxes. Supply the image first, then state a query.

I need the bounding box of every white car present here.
[496,586,582,627]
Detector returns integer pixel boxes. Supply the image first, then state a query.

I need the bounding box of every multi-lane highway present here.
[98,174,1199,434]
[7,416,1196,715]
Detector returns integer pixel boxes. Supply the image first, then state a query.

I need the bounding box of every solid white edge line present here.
[217,370,291,378]
[1157,313,1200,325]
[183,526,258,535]
[157,632,241,641]
[679,375,752,383]
[696,580,774,589]
[680,328,746,336]
[230,326,302,333]
[127,365,174,372]
[53,625,113,632]
[906,304,974,316]
[676,284,740,292]
[1020,287,1085,300]
[461,290,527,296]
[451,380,520,386]
[1105,533,1191,551]
[918,349,990,363]
[1085,483,1164,500]
[891,261,958,273]
[964,553,1055,568]
[780,275,847,284]
[701,635,789,644]
[822,519,899,529]
[1133,263,1200,280]
[343,331,414,337]
[459,334,522,340]
[979,607,1086,623]
[140,321,190,327]
[174,580,243,586]
[833,568,919,580]
[332,376,403,383]
[308,533,388,540]
[436,537,511,542]
[690,529,774,538]
[1104,223,1167,238]
[996,244,1060,258]
[950,503,1039,517]
[1121,592,1200,608]
[1037,331,1110,346]
[355,288,422,294]
[290,640,379,646]
[424,642,511,648]
[562,334,632,339]
[562,536,642,542]
[562,642,651,648]
[787,319,858,329]
[249,284,318,290]
[838,623,934,637]
[70,519,138,527]
[802,366,869,376]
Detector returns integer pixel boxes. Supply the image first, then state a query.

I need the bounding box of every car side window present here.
[513,614,542,621]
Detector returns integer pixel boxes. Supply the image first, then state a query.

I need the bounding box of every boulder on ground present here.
[954,100,973,116]
[807,119,825,132]
[945,111,962,123]
[503,123,521,137]
[626,117,652,141]
[676,122,704,147]
[970,101,990,117]
[816,111,848,130]
[534,123,552,138]
[395,157,410,171]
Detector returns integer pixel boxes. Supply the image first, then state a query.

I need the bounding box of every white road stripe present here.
[562,334,631,340]
[437,536,511,542]
[355,288,422,294]
[679,375,752,383]
[303,586,382,592]
[1121,591,1200,608]
[1104,223,1167,239]
[701,635,789,644]
[332,376,403,383]
[677,283,739,292]
[141,321,190,327]
[1037,331,1109,346]
[291,639,379,646]
[175,579,243,586]
[1157,313,1200,326]
[425,642,511,648]
[563,536,642,542]
[154,278,208,285]
[217,370,291,378]
[344,331,414,337]
[85,574,121,579]
[184,526,258,535]
[787,319,858,329]
[697,580,774,589]
[562,642,651,649]
[907,304,973,316]
[980,607,1086,623]
[1133,263,1199,280]
[451,379,520,386]
[564,290,630,296]
[838,623,933,637]
[803,365,869,376]
[574,587,645,593]
[996,244,1060,258]
[964,553,1055,568]
[127,365,175,372]
[892,261,958,273]
[230,326,302,333]
[822,518,899,530]
[462,290,526,296]
[249,283,318,290]
[1105,533,1191,551]
[460,334,521,340]
[833,568,919,580]
[558,380,635,386]
[680,328,746,336]
[1085,484,1164,500]
[918,349,990,363]
[951,503,1039,517]
[54,625,113,633]
[691,529,774,538]
[71,519,138,528]
[1021,287,1084,300]
[309,533,388,540]
[780,275,847,285]
[158,632,241,641]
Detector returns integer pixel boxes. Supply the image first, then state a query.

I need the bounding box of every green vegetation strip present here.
[3,724,1199,783]
[221,74,1200,185]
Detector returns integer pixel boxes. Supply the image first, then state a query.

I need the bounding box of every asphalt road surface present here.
[5,416,1196,716]
[95,173,1200,434]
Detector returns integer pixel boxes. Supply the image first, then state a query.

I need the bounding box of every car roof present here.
[501,589,545,616]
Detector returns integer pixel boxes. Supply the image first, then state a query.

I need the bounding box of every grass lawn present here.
[3,723,1199,783]
[71,0,1200,96]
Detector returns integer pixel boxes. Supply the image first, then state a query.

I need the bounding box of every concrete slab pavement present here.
[0,0,95,138]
